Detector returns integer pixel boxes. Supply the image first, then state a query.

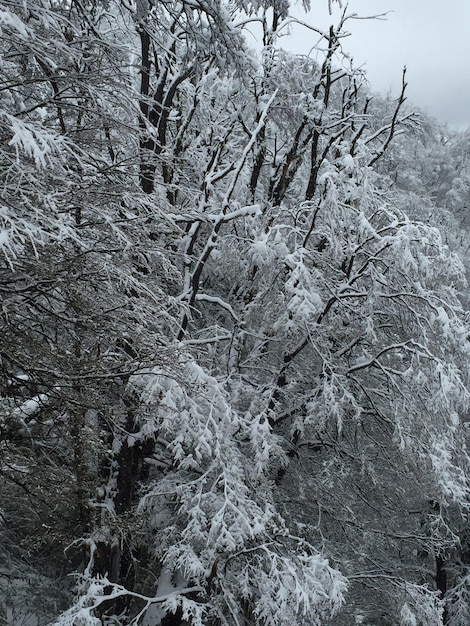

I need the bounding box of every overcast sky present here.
[282,0,470,130]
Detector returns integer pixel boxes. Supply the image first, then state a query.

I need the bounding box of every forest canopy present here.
[1,1,470,625]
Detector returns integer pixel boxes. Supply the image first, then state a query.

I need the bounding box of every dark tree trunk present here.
[436,554,448,624]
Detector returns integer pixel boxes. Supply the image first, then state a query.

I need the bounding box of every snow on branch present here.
[194,293,239,320]
[51,576,205,626]
[5,114,67,169]
[0,9,33,38]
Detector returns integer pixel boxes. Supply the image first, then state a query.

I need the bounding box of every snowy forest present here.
[3,0,470,624]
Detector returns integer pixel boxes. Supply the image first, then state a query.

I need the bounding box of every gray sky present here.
[284,0,470,129]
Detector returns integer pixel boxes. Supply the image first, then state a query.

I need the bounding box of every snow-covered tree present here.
[1,1,470,625]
